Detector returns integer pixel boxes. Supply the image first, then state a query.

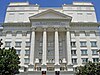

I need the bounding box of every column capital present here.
[65,27,70,31]
[31,27,36,31]
[54,27,59,31]
[43,27,47,31]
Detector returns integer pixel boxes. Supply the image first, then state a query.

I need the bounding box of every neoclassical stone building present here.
[0,1,100,75]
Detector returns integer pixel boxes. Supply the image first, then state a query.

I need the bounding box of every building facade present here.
[0,1,100,75]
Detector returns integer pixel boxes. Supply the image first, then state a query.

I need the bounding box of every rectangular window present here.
[26,42,30,47]
[81,50,88,55]
[25,50,30,55]
[93,58,99,63]
[16,50,21,55]
[9,13,14,15]
[79,33,85,37]
[92,49,98,55]
[71,42,76,47]
[19,13,24,15]
[90,33,95,37]
[77,13,83,15]
[91,41,97,47]
[5,41,11,47]
[82,58,88,63]
[72,58,77,64]
[87,13,92,15]
[59,42,62,46]
[15,42,22,47]
[71,50,76,55]
[24,58,29,64]
[39,42,43,47]
[80,41,87,47]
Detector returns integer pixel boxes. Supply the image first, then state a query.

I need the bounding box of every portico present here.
[28,9,73,72]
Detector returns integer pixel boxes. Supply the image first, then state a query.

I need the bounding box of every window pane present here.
[82,58,88,63]
[91,41,97,47]
[5,41,11,47]
[81,50,87,55]
[80,41,86,47]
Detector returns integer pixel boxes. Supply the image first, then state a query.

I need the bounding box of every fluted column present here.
[42,28,47,71]
[55,28,60,71]
[66,28,73,71]
[28,28,35,71]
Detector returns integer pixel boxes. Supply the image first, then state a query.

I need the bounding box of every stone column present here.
[54,28,60,71]
[66,28,73,71]
[28,28,35,71]
[42,28,47,71]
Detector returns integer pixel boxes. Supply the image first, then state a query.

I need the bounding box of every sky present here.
[0,0,100,23]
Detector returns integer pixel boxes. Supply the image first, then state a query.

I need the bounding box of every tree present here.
[76,61,100,75]
[0,47,20,75]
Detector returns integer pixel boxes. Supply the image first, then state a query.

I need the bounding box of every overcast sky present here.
[0,0,100,23]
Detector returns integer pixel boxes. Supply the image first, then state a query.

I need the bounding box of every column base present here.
[19,66,24,72]
[55,64,60,71]
[67,64,73,71]
[41,64,47,71]
[28,64,34,71]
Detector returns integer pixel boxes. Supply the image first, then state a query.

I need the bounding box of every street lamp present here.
[97,49,100,62]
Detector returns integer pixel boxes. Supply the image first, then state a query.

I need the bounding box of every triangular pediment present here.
[29,9,72,20]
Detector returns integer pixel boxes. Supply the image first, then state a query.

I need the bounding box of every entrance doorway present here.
[55,71,60,75]
[42,71,46,75]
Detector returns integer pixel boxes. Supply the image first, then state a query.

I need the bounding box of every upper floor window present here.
[71,50,76,55]
[81,50,88,55]
[26,42,30,47]
[59,42,62,47]
[80,41,87,47]
[77,7,81,10]
[24,58,29,64]
[16,49,21,55]
[82,58,88,63]
[71,33,75,37]
[77,13,83,15]
[87,13,92,15]
[79,33,85,37]
[39,42,43,47]
[90,33,95,37]
[71,42,76,47]
[9,13,14,15]
[93,58,99,63]
[25,50,30,55]
[91,41,97,47]
[15,41,22,47]
[5,41,11,47]
[19,13,24,15]
[92,49,98,55]
[72,58,77,64]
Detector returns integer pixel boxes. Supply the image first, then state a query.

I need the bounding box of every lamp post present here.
[97,49,100,62]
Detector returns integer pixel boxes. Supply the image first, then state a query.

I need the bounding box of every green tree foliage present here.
[0,47,20,75]
[76,61,100,75]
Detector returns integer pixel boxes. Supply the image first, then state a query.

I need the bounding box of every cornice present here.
[2,23,31,27]
[70,22,100,27]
